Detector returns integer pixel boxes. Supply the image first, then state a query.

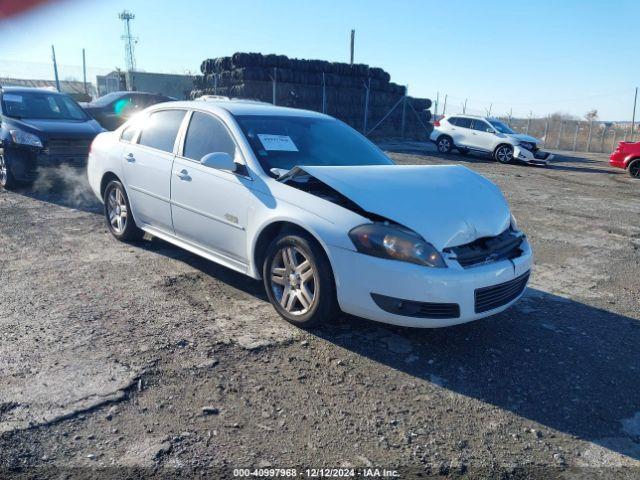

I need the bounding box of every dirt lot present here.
[1,143,639,479]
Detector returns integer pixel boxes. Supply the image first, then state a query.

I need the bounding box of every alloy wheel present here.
[107,185,128,235]
[438,138,451,153]
[0,155,7,187]
[496,146,514,163]
[630,161,640,178]
[270,246,317,315]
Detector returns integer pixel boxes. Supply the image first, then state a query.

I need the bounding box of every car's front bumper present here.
[514,146,553,166]
[5,142,91,181]
[329,239,533,328]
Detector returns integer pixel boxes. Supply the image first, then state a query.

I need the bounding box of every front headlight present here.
[518,141,534,151]
[9,129,43,148]
[349,223,446,268]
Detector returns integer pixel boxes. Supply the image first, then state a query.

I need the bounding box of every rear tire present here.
[436,135,453,154]
[494,144,514,164]
[103,180,144,242]
[263,232,339,328]
[628,159,640,179]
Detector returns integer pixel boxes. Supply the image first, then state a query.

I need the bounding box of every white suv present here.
[430,115,553,165]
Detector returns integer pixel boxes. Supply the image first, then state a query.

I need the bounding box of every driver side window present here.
[183,111,237,162]
[471,119,492,132]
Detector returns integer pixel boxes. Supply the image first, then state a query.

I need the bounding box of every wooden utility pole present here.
[82,48,88,95]
[631,87,638,136]
[51,45,61,92]
[350,30,355,65]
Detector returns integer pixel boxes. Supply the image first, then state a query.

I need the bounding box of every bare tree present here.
[584,109,598,122]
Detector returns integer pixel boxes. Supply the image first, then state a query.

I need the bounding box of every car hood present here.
[505,133,540,144]
[299,165,511,250]
[10,118,103,137]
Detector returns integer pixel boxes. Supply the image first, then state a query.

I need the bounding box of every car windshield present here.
[1,91,89,121]
[488,119,515,134]
[235,115,394,172]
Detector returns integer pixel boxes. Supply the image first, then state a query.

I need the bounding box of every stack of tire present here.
[192,52,432,139]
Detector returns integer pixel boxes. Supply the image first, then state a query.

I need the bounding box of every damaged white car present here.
[87,100,532,328]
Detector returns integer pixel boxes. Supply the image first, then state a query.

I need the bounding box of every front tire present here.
[436,135,453,154]
[0,152,18,190]
[628,159,640,179]
[103,180,143,242]
[494,144,514,164]
[263,232,339,328]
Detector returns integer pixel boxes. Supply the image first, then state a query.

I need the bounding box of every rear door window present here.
[137,109,186,153]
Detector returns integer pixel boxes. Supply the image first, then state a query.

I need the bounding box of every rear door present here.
[122,108,186,233]
[170,110,252,271]
[450,117,472,147]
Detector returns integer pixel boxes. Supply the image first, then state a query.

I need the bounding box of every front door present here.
[468,119,496,152]
[170,111,251,270]
[122,109,186,233]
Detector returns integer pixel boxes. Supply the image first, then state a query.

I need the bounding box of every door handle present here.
[175,169,191,181]
[125,153,136,163]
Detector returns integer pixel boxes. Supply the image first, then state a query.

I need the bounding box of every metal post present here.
[271,67,277,105]
[542,120,549,147]
[442,94,447,116]
[611,128,617,152]
[434,92,439,120]
[82,48,88,95]
[462,98,467,114]
[632,87,638,136]
[350,30,355,65]
[508,108,512,124]
[600,126,606,153]
[51,45,61,92]
[587,120,593,152]
[556,121,564,149]
[322,72,326,113]
[572,123,579,151]
[213,73,218,94]
[401,85,407,138]
[526,111,532,135]
[363,78,370,134]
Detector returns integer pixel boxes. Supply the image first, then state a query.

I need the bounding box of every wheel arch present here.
[624,156,640,169]
[100,171,121,199]
[493,142,514,155]
[251,219,337,282]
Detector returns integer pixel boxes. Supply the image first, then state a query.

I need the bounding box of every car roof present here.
[157,99,331,119]
[0,85,67,95]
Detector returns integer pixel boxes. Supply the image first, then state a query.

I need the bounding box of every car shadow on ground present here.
[313,289,640,461]
[133,232,640,461]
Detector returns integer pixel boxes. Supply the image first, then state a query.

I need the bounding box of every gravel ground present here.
[0,143,639,479]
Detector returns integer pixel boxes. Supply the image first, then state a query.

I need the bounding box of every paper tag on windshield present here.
[3,94,23,103]
[258,134,298,152]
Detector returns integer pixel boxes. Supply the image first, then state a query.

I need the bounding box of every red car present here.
[610,141,640,178]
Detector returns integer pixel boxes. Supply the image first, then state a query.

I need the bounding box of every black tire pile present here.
[192,52,432,139]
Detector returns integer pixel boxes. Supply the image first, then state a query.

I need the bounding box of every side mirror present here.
[200,152,237,172]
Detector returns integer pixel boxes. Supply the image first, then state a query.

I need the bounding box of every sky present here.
[1,0,639,120]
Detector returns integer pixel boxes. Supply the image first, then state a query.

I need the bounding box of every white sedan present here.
[87,100,532,328]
